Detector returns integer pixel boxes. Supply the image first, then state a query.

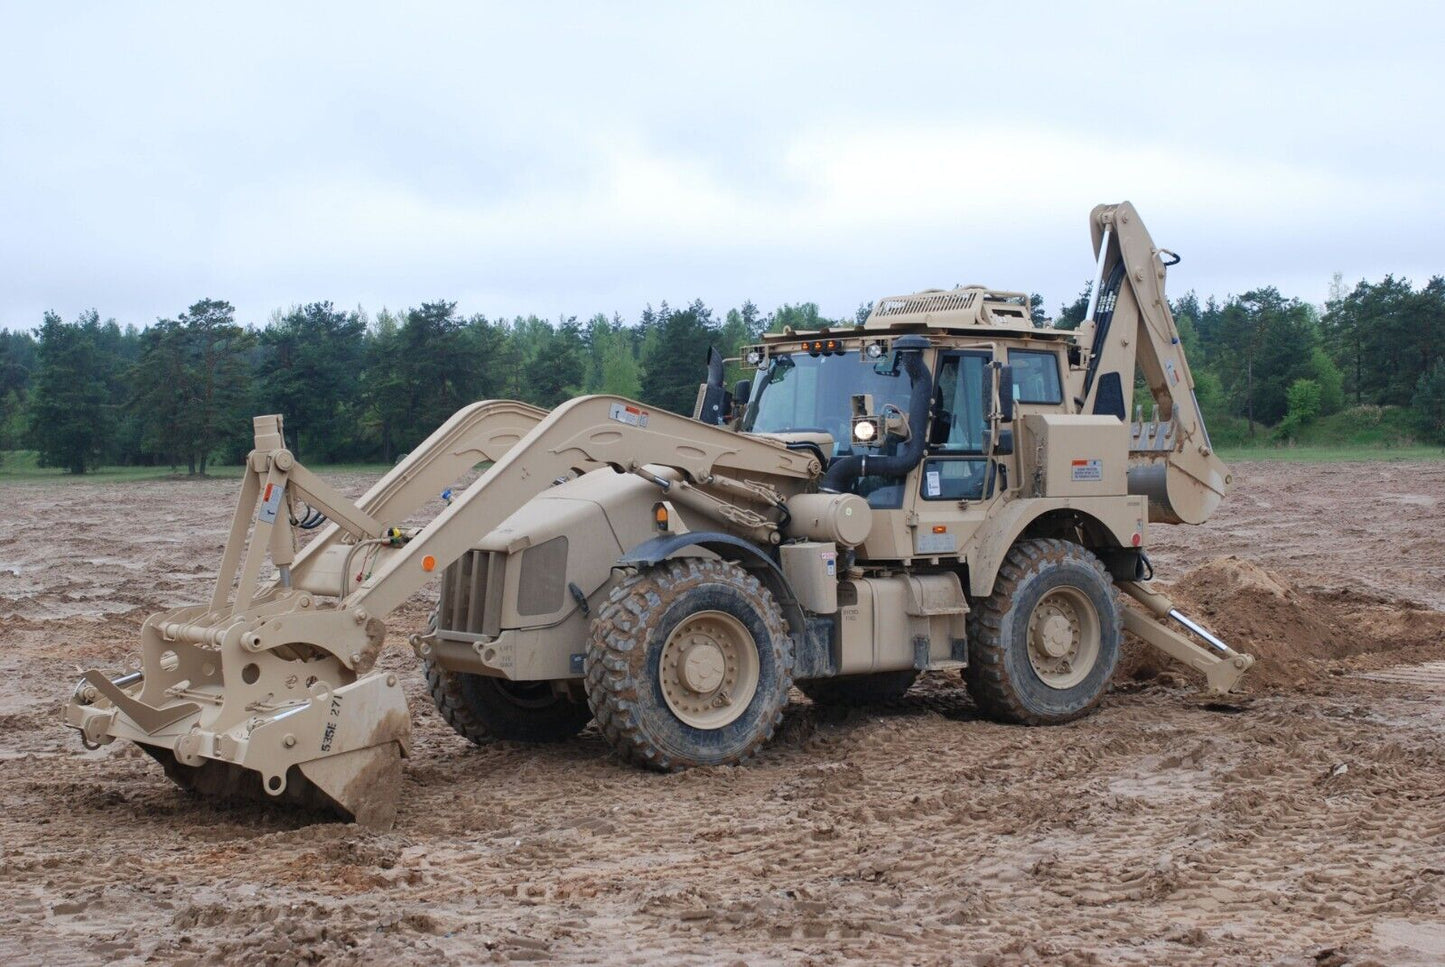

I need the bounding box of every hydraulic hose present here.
[819,342,932,493]
[1082,261,1126,400]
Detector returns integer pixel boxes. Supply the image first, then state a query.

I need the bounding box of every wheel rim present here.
[659,610,760,729]
[1026,586,1101,690]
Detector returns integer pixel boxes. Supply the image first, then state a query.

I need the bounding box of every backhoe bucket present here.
[64,604,411,829]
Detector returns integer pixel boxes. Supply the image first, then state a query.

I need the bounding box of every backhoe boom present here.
[1077,201,1231,524]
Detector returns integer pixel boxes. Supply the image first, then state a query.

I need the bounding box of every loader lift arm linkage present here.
[65,396,821,828]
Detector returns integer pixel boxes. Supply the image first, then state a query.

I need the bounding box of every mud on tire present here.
[584,558,793,771]
[964,538,1121,725]
[797,670,918,707]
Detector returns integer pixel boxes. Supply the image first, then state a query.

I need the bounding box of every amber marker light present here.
[422,555,437,572]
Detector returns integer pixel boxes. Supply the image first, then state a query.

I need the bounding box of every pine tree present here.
[525,317,586,407]
[259,302,366,461]
[28,311,110,473]
[641,300,719,415]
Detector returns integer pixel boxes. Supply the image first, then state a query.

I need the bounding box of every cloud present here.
[1,2,1441,328]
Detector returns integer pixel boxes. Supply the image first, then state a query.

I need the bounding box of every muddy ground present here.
[1,460,1443,966]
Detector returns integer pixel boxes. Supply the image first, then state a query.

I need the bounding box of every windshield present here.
[744,351,912,454]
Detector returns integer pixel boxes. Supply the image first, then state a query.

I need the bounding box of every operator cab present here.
[743,349,910,457]
[741,341,998,509]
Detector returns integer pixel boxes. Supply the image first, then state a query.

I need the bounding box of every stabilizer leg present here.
[1117,580,1255,694]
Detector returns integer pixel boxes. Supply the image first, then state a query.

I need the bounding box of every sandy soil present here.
[1,460,1443,966]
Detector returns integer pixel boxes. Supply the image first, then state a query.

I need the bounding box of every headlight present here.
[852,419,877,443]
[745,348,764,367]
[864,342,886,360]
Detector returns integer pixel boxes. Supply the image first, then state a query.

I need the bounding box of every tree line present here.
[1056,274,1444,444]
[2,276,1442,474]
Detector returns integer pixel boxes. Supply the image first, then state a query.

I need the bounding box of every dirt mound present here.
[1121,556,1445,690]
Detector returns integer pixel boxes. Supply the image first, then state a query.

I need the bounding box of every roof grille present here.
[873,290,977,317]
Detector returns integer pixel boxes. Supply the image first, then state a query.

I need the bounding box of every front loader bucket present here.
[64,637,411,829]
[144,742,406,829]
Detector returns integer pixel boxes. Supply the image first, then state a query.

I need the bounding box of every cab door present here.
[905,350,1001,559]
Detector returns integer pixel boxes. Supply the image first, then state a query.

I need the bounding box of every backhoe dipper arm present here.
[345,395,821,620]
[1076,201,1231,525]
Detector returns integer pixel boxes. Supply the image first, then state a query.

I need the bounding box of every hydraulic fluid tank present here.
[786,492,872,547]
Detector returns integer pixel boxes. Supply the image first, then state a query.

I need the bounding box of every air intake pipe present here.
[819,335,932,493]
[696,346,730,425]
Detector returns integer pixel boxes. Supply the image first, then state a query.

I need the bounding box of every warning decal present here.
[1071,459,1102,482]
[608,402,650,428]
[257,481,286,524]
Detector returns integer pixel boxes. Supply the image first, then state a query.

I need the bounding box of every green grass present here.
[0,450,237,483]
[1217,444,1444,463]
[7,405,1442,485]
[1208,405,1444,462]
[0,451,394,483]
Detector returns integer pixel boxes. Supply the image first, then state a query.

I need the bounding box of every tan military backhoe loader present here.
[65,202,1253,828]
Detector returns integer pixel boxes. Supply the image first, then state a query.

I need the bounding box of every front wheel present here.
[964,539,1121,724]
[425,659,592,745]
[584,558,793,771]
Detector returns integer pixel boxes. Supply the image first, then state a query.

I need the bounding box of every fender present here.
[965,496,1146,598]
[618,531,808,643]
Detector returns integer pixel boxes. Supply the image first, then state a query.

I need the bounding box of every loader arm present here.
[1075,201,1231,524]
[345,395,821,619]
[63,395,820,829]
[284,399,548,589]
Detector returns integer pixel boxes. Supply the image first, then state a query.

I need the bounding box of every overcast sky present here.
[2,2,1441,332]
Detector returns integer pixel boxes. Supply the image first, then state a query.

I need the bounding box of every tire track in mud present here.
[1,464,1443,965]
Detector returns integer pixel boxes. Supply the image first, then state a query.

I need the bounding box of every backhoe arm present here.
[1076,201,1231,524]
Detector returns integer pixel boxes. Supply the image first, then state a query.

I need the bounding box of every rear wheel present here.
[424,655,592,745]
[964,539,1120,724]
[584,558,793,770]
[798,670,918,707]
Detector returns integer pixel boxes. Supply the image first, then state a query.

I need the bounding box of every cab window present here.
[1008,349,1063,405]
[929,352,988,453]
[920,456,988,501]
[923,351,990,501]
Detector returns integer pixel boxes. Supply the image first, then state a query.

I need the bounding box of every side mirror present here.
[997,364,1015,423]
[730,379,751,423]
